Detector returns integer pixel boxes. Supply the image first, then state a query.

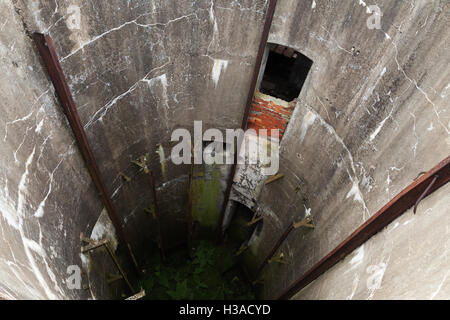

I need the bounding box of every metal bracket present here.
[269,252,288,265]
[145,206,156,219]
[235,243,249,256]
[120,173,131,183]
[247,212,263,226]
[125,289,146,300]
[132,154,150,174]
[265,173,285,185]
[81,238,108,253]
[293,216,315,229]
[107,273,124,284]
[80,237,135,294]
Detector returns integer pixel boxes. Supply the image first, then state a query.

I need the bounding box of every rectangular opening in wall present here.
[258,44,313,102]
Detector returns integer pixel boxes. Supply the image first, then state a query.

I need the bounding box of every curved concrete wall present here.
[250,0,449,299]
[0,0,448,299]
[0,0,103,299]
[1,0,267,299]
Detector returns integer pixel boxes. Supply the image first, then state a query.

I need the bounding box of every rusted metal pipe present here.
[255,223,293,279]
[81,237,135,294]
[216,0,279,242]
[33,33,140,275]
[277,155,450,300]
[265,173,285,185]
[254,215,314,280]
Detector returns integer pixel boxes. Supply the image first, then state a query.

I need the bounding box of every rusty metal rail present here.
[254,216,314,280]
[216,0,279,242]
[81,237,135,294]
[277,155,450,300]
[255,223,293,279]
[33,33,140,275]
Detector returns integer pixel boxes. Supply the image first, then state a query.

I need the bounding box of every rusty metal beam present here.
[33,33,140,275]
[81,237,135,294]
[255,223,293,280]
[254,216,314,280]
[277,155,450,300]
[216,0,279,242]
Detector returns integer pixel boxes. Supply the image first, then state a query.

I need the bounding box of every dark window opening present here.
[259,45,313,102]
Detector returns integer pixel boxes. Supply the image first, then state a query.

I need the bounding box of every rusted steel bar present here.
[33,33,140,275]
[255,223,293,279]
[265,173,285,185]
[148,170,165,260]
[277,155,450,300]
[254,216,315,280]
[239,0,279,131]
[81,239,109,253]
[216,0,279,242]
[104,242,135,294]
[80,237,135,294]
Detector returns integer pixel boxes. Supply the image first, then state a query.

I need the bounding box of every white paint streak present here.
[304,105,370,219]
[84,60,170,129]
[62,13,198,62]
[430,271,449,299]
[304,205,312,217]
[366,263,387,299]
[299,111,317,142]
[346,180,365,204]
[34,159,63,218]
[349,245,365,269]
[346,275,359,300]
[363,67,386,102]
[211,59,229,88]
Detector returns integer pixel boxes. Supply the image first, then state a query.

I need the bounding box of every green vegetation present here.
[140,240,255,300]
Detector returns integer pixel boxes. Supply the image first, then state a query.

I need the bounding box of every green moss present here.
[191,165,222,229]
[139,240,255,300]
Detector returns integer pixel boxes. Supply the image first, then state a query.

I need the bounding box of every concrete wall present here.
[0,0,102,299]
[248,0,449,299]
[0,0,448,300]
[1,0,267,299]
[294,183,450,300]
